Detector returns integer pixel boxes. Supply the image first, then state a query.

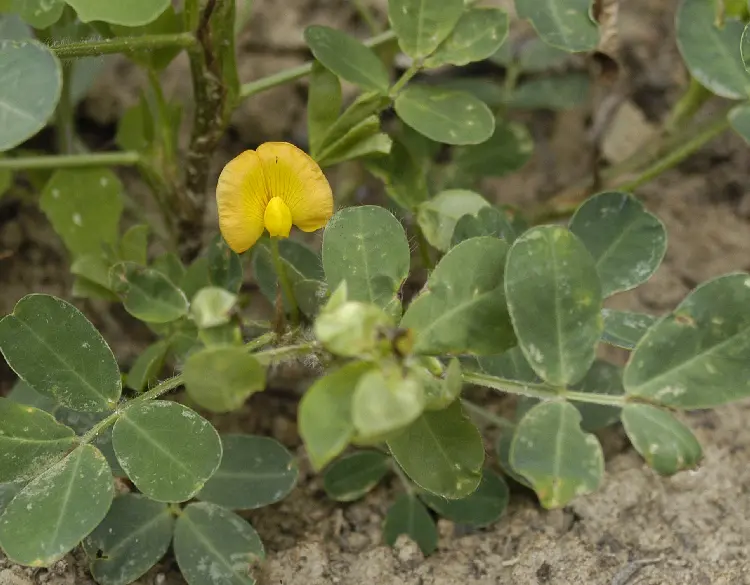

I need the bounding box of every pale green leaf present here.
[190,287,237,329]
[119,224,149,265]
[65,0,170,26]
[416,189,489,252]
[110,262,189,324]
[388,0,464,59]
[728,102,750,144]
[323,450,390,502]
[9,0,64,28]
[601,309,656,350]
[425,7,509,68]
[308,62,342,158]
[126,341,169,392]
[514,0,598,52]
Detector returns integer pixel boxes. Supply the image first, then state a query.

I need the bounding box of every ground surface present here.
[2,0,750,584]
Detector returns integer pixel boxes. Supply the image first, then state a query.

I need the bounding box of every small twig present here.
[0,152,140,170]
[611,556,664,585]
[51,33,197,59]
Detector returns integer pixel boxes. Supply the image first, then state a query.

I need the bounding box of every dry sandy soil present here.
[2,0,750,584]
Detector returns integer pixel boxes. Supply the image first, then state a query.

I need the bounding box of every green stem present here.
[253,341,317,364]
[55,66,74,154]
[244,331,276,352]
[270,237,300,326]
[462,371,627,407]
[239,30,397,99]
[0,152,140,171]
[461,399,515,429]
[389,61,421,98]
[663,76,712,134]
[353,0,383,35]
[414,223,434,270]
[52,33,197,59]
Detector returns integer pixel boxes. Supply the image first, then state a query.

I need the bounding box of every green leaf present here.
[383,494,438,555]
[515,0,598,52]
[110,5,183,71]
[742,22,750,72]
[315,300,394,358]
[174,502,264,585]
[308,62,342,158]
[323,450,390,502]
[9,0,64,28]
[510,400,604,509]
[110,262,189,324]
[183,346,266,413]
[418,357,463,410]
[728,102,750,144]
[316,116,391,168]
[126,340,169,392]
[207,235,243,294]
[0,294,121,412]
[420,468,508,527]
[0,482,20,514]
[318,91,391,155]
[402,237,515,355]
[450,206,517,247]
[624,272,750,408]
[299,362,375,470]
[453,118,533,178]
[0,13,32,40]
[181,256,211,301]
[505,226,603,386]
[569,191,667,297]
[515,37,570,72]
[506,73,590,110]
[197,435,297,510]
[365,136,430,210]
[478,346,543,383]
[621,404,702,475]
[40,169,123,258]
[388,401,484,498]
[253,238,323,315]
[84,493,173,585]
[352,368,425,441]
[115,96,152,152]
[112,401,222,502]
[424,7,509,68]
[676,0,750,99]
[305,25,390,93]
[417,189,489,252]
[0,445,113,566]
[322,206,410,312]
[0,39,61,152]
[70,253,114,293]
[395,85,495,145]
[0,397,76,483]
[496,428,532,487]
[388,0,464,59]
[190,286,237,329]
[570,360,624,431]
[65,0,169,26]
[118,224,149,265]
[435,77,506,108]
[7,378,58,412]
[601,309,657,350]
[152,252,185,285]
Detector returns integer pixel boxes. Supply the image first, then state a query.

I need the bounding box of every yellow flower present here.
[216,142,334,253]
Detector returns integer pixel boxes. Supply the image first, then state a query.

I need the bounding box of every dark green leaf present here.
[451,206,518,248]
[569,191,667,297]
[0,39,61,151]
[299,362,375,470]
[453,118,533,177]
[424,7,509,68]
[40,169,123,258]
[0,294,121,412]
[0,397,76,482]
[112,401,222,502]
[515,0,598,52]
[505,226,603,386]
[322,206,410,313]
[388,401,484,498]
[420,468,508,527]
[308,62,342,158]
[181,256,212,301]
[65,0,169,26]
[417,189,489,252]
[84,493,173,585]
[496,428,531,487]
[207,235,243,294]
[402,237,515,355]
[506,73,590,110]
[152,252,186,286]
[198,434,297,510]
[174,502,264,585]
[388,0,464,59]
[383,494,437,555]
[318,92,391,155]
[365,136,430,210]
[0,482,20,514]
[110,5,183,70]
[184,345,265,413]
[478,346,540,383]
[395,85,495,145]
[110,262,189,323]
[624,272,750,408]
[0,445,113,566]
[570,360,624,431]
[676,0,749,99]
[126,340,169,392]
[728,102,750,144]
[305,25,390,93]
[7,378,57,412]
[316,116,391,167]
[621,404,702,475]
[511,400,604,508]
[323,450,390,502]
[601,309,657,350]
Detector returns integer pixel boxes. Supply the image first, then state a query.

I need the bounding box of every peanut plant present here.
[1,0,750,583]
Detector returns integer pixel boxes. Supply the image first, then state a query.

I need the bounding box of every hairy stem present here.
[51,33,197,59]
[0,152,140,170]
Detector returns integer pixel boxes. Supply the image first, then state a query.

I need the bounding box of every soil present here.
[2,0,750,584]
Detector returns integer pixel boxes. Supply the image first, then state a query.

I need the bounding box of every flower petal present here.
[256,142,333,232]
[216,150,269,253]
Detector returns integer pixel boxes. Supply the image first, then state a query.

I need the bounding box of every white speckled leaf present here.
[515,0,598,52]
[388,0,464,59]
[510,400,603,509]
[0,444,113,566]
[601,309,657,350]
[624,273,750,408]
[112,401,222,503]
